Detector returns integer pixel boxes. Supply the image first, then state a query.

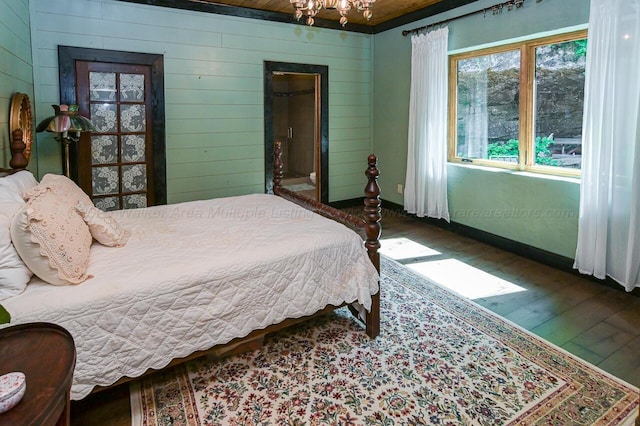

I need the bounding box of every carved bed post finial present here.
[364,154,381,271]
[364,154,381,339]
[10,129,28,170]
[273,140,284,190]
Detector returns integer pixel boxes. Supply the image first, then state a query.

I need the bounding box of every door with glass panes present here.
[73,62,154,211]
[59,45,166,211]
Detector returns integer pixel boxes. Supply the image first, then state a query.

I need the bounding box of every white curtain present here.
[574,0,640,292]
[404,27,450,221]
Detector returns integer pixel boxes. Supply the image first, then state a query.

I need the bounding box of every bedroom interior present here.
[0,0,639,424]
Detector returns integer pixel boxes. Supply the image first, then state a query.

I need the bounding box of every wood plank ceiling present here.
[204,0,447,26]
[116,0,481,33]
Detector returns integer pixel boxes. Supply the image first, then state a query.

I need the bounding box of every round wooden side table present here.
[0,322,76,426]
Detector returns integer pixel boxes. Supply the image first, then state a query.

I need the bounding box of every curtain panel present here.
[404,27,450,221]
[574,0,640,292]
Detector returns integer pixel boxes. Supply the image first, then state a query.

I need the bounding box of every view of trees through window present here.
[451,32,587,174]
[533,39,586,168]
[456,50,521,163]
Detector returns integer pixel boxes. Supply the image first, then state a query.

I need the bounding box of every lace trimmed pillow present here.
[76,201,130,247]
[36,173,93,206]
[10,175,93,286]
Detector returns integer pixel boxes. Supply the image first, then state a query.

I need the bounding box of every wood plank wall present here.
[30,0,373,203]
[0,0,33,170]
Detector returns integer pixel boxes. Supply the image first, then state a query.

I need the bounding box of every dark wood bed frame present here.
[272,140,381,338]
[2,130,382,394]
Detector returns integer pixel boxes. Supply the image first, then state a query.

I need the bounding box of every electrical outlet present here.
[397,184,403,194]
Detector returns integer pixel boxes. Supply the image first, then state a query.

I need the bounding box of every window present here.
[448,30,587,176]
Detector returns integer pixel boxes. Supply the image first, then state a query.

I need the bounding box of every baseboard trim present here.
[335,198,639,297]
[328,198,365,210]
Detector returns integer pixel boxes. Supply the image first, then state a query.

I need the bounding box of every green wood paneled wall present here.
[0,0,34,170]
[30,0,373,203]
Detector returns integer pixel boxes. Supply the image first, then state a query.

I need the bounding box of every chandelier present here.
[290,0,376,27]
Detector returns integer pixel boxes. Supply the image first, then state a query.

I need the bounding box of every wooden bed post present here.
[273,139,381,339]
[10,129,28,170]
[273,140,284,191]
[364,154,381,339]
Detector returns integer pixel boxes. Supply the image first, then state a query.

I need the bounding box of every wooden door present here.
[75,62,154,210]
[58,46,166,210]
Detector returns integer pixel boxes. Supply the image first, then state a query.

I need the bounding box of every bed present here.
[0,128,381,401]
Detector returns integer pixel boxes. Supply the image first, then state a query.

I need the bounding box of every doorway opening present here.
[264,62,328,203]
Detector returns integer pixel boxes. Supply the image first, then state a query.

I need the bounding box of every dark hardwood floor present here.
[70,208,640,425]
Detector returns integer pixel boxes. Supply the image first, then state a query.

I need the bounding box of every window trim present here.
[448,29,588,178]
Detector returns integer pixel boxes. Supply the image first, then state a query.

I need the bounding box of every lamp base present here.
[63,139,71,178]
[57,135,77,179]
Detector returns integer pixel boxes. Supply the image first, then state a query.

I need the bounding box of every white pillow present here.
[76,201,130,247]
[0,202,33,300]
[0,171,38,300]
[11,175,93,286]
[0,170,39,203]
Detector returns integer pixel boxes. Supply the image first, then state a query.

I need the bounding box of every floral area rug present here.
[130,256,639,425]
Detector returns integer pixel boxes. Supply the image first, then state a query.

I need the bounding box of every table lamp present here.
[36,104,97,178]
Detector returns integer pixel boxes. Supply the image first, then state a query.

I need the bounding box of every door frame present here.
[264,61,328,203]
[58,45,167,205]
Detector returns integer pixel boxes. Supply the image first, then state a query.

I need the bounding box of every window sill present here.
[448,162,581,184]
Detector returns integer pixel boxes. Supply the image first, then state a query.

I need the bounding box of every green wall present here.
[29,0,373,203]
[0,0,34,171]
[372,0,590,259]
[3,0,593,257]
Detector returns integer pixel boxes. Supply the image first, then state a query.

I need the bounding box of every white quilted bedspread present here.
[1,194,379,399]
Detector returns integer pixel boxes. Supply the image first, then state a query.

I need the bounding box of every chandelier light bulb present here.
[290,0,374,27]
